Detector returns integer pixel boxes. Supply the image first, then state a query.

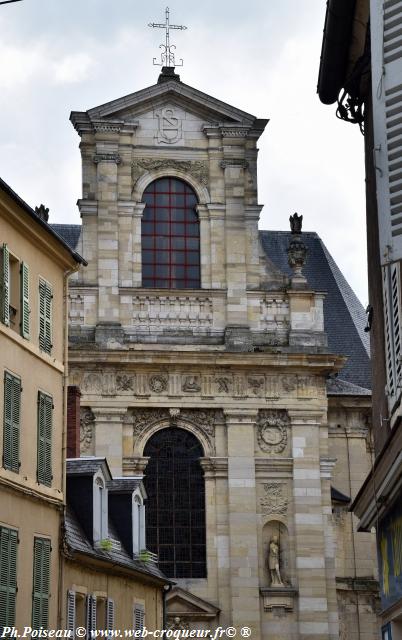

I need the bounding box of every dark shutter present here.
[39,280,52,354]
[32,537,51,630]
[20,262,30,339]
[37,392,52,486]
[3,372,21,473]
[0,526,18,628]
[1,244,10,326]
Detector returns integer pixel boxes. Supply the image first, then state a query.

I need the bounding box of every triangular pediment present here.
[166,586,220,619]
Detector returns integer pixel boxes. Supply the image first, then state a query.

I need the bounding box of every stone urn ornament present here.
[287,213,308,289]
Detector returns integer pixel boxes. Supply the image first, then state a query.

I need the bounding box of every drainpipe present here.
[162,584,172,636]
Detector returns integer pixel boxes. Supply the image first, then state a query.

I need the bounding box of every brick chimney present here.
[67,386,81,458]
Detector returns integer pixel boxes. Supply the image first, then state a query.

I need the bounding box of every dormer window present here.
[141,178,200,289]
[93,475,108,542]
[132,492,146,555]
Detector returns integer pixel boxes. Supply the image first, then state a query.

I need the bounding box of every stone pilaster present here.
[224,409,261,639]
[289,409,337,640]
[92,408,127,476]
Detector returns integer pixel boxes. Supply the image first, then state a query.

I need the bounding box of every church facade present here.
[56,68,379,640]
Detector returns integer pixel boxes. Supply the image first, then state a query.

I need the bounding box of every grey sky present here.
[0,0,368,302]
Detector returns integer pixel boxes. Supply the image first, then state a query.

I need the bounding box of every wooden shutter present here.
[106,598,115,636]
[133,604,145,632]
[37,393,53,486]
[371,0,402,262]
[1,244,10,326]
[67,590,76,634]
[383,262,402,408]
[32,538,51,630]
[39,279,52,354]
[86,595,97,640]
[20,262,30,339]
[3,372,21,473]
[0,526,18,628]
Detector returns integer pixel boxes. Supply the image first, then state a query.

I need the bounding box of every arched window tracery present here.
[141,178,201,289]
[143,427,206,578]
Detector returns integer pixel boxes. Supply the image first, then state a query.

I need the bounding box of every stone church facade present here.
[56,68,379,639]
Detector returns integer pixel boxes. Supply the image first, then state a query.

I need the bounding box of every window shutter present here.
[3,372,21,473]
[371,0,402,263]
[383,262,402,408]
[0,526,18,628]
[39,280,52,354]
[106,598,115,636]
[32,538,51,630]
[86,595,97,640]
[133,604,145,632]
[20,262,30,339]
[1,244,10,326]
[66,590,76,634]
[37,392,52,486]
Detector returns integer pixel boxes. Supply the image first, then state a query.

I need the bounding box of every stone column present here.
[92,408,127,476]
[132,203,145,288]
[196,205,212,288]
[224,409,261,639]
[289,409,337,640]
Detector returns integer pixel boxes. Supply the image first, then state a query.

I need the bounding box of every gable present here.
[166,587,220,619]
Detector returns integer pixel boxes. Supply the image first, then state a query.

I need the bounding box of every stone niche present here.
[260,520,297,614]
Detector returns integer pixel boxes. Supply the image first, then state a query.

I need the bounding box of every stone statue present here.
[289,212,303,234]
[268,535,284,586]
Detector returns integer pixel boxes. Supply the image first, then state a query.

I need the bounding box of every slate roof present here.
[259,231,371,391]
[66,457,111,477]
[108,478,143,493]
[331,486,351,504]
[64,505,170,584]
[54,224,371,393]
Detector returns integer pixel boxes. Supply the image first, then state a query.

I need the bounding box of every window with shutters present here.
[383,262,402,411]
[141,178,201,289]
[0,244,30,338]
[37,392,53,486]
[38,278,52,354]
[86,594,97,640]
[0,525,18,629]
[66,590,76,636]
[133,603,145,632]
[32,537,51,630]
[3,371,21,473]
[106,598,114,637]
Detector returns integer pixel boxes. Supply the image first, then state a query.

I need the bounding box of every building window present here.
[37,392,53,486]
[0,525,18,628]
[141,177,200,289]
[93,476,108,542]
[143,428,206,578]
[32,537,51,630]
[0,243,30,338]
[38,278,52,354]
[133,603,145,632]
[3,371,21,473]
[86,595,97,640]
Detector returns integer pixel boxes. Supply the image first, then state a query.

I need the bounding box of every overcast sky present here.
[0,0,368,303]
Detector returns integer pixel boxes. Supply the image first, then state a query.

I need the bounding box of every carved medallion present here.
[260,483,288,516]
[257,410,289,454]
[215,376,231,393]
[182,375,201,393]
[149,375,168,394]
[116,374,134,392]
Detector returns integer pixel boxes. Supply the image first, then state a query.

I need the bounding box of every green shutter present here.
[20,262,30,339]
[32,538,50,630]
[0,526,18,628]
[3,372,21,473]
[1,244,10,327]
[37,393,52,486]
[39,280,52,354]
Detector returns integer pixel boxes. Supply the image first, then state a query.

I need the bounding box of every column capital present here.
[122,456,150,476]
[91,407,128,422]
[287,409,324,425]
[224,408,258,423]
[199,457,228,478]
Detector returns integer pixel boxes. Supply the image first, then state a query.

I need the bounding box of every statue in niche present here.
[268,535,284,587]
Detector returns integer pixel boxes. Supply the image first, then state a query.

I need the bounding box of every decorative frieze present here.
[131,159,209,187]
[257,410,290,455]
[93,153,122,164]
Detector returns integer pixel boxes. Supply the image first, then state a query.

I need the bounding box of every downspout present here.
[162,584,172,636]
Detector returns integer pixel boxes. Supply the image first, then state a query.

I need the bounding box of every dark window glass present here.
[141,178,201,288]
[143,428,206,579]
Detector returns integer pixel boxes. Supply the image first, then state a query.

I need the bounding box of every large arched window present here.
[141,178,200,289]
[143,428,206,578]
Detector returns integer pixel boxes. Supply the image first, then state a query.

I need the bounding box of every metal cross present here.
[148,7,187,68]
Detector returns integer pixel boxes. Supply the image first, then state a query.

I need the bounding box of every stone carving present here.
[92,120,123,133]
[80,408,95,454]
[257,411,289,454]
[182,376,201,393]
[289,212,303,234]
[268,535,284,586]
[167,618,190,632]
[221,127,250,137]
[260,483,288,516]
[82,373,102,394]
[149,375,168,394]
[248,376,264,395]
[215,376,231,393]
[132,409,167,436]
[130,407,221,443]
[281,375,297,393]
[155,107,182,144]
[132,159,209,188]
[116,375,134,392]
[93,153,122,164]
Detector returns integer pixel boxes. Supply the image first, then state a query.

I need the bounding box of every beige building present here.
[0,179,84,630]
[53,67,380,639]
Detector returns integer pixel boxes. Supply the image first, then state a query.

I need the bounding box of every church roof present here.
[53,224,371,394]
[259,231,371,392]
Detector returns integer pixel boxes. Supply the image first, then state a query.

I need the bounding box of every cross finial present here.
[148,7,187,68]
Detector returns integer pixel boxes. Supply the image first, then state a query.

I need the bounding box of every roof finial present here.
[287,213,308,289]
[148,7,187,69]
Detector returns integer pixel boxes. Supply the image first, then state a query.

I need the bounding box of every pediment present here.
[166,586,220,619]
[71,77,268,138]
